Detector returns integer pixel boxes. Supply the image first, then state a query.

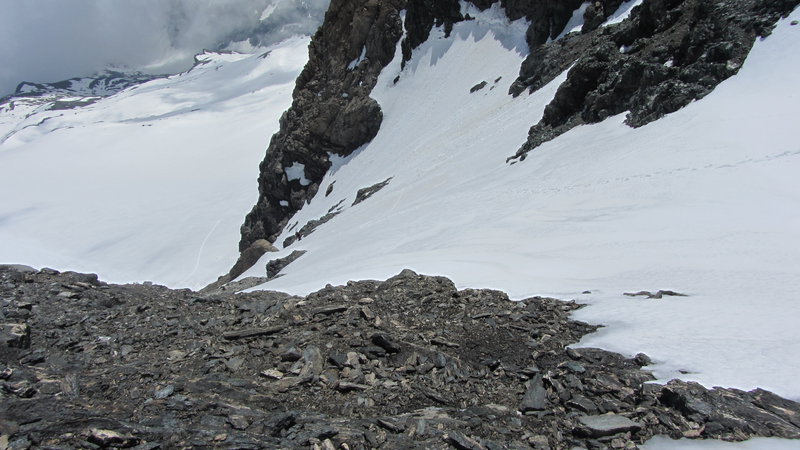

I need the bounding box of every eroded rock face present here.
[508,0,800,160]
[240,0,406,249]
[3,264,800,448]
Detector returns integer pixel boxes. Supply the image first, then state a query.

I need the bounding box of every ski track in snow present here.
[180,218,222,286]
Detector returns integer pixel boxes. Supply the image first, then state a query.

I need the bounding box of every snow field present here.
[0,37,311,288]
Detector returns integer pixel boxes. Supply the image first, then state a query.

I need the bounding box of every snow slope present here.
[0,37,310,289]
[242,3,800,409]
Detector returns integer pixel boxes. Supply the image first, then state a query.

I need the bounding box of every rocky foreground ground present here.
[2,265,800,449]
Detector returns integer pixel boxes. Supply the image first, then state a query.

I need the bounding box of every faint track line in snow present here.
[180,219,222,286]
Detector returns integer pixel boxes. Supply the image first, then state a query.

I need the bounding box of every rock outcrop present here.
[508,0,800,160]
[3,264,800,448]
[240,0,405,249]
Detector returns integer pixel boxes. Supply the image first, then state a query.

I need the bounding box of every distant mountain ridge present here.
[1,71,160,110]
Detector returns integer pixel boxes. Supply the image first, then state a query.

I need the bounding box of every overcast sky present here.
[0,0,329,97]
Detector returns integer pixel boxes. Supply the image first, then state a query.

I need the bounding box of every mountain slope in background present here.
[0,0,331,97]
[0,37,310,288]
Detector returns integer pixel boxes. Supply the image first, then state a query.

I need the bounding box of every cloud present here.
[0,0,330,97]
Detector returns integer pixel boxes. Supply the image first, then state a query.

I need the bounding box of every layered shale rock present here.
[3,265,800,448]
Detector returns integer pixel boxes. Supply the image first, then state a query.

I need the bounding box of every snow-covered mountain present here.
[0,37,310,287]
[2,0,800,447]
[0,0,331,98]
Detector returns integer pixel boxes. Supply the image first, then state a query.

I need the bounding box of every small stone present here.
[352,178,392,206]
[520,376,547,412]
[313,304,348,316]
[88,429,139,447]
[371,333,401,353]
[623,291,652,298]
[360,306,374,320]
[528,435,550,449]
[655,290,687,298]
[470,81,488,93]
[2,323,31,349]
[222,325,284,340]
[376,418,405,433]
[225,356,245,371]
[682,427,704,438]
[576,414,642,438]
[446,431,487,450]
[167,350,186,360]
[360,345,386,358]
[260,369,284,379]
[154,385,174,399]
[281,346,303,362]
[345,351,360,367]
[328,352,348,368]
[15,302,33,310]
[791,20,798,25]
[213,433,227,442]
[560,360,586,373]
[19,350,45,365]
[227,415,250,430]
[430,337,460,348]
[520,364,540,377]
[567,395,598,413]
[634,353,652,366]
[336,381,370,392]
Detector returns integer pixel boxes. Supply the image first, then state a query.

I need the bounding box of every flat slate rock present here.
[576,414,643,438]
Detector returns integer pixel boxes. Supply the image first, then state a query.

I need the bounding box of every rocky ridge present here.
[3,264,800,449]
[0,71,159,114]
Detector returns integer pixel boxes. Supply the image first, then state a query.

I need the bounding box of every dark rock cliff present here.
[509,0,800,160]
[240,0,406,250]
[241,0,799,251]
